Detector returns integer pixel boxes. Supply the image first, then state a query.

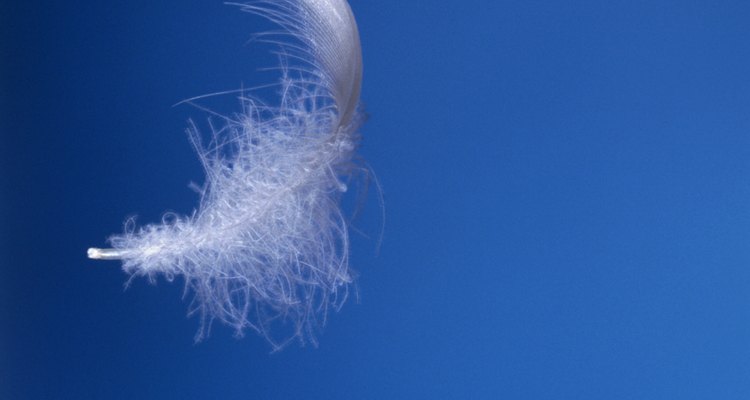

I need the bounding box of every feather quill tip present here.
[87,247,126,260]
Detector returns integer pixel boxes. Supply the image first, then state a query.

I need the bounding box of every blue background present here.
[3,1,750,399]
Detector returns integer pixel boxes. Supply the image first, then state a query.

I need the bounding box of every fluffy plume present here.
[88,0,364,349]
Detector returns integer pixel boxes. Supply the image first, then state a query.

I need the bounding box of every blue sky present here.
[2,1,750,399]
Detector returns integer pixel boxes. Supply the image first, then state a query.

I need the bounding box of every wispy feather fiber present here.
[91,0,364,348]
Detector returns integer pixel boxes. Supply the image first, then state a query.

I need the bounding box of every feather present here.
[87,0,365,348]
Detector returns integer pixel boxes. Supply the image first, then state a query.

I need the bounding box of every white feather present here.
[88,0,364,348]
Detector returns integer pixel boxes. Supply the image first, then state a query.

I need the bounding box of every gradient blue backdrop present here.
[2,1,750,399]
